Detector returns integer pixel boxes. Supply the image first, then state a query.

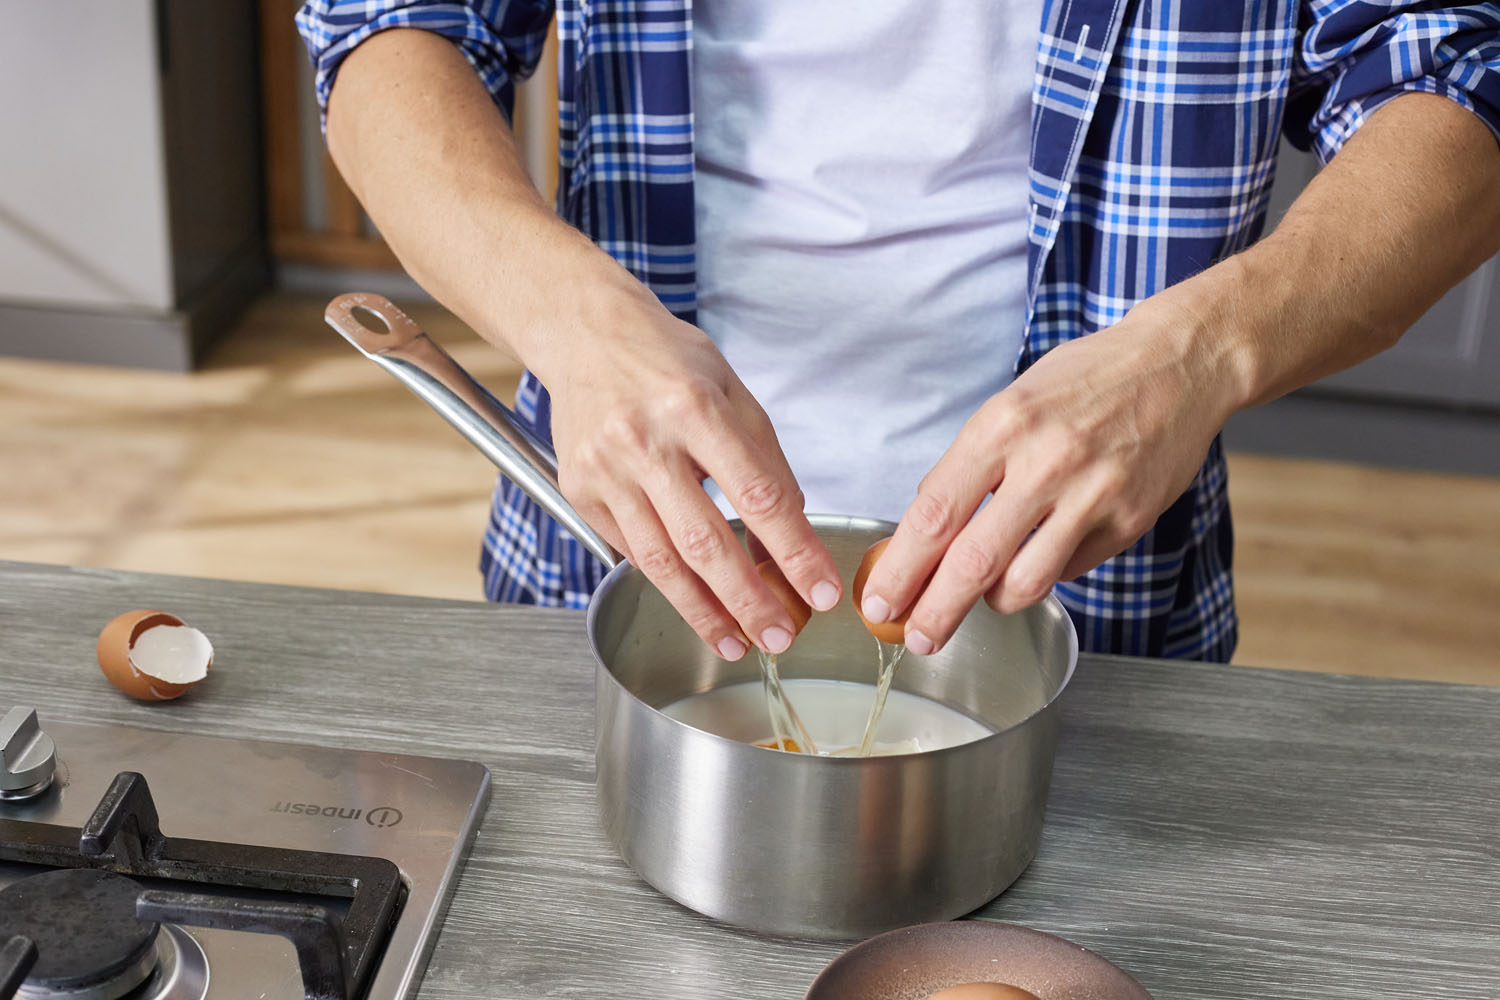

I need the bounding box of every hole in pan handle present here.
[322,293,622,569]
[350,304,391,335]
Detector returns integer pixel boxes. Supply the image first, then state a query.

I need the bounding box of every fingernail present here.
[716,636,748,661]
[905,629,935,656]
[862,593,891,623]
[810,580,840,611]
[760,626,793,655]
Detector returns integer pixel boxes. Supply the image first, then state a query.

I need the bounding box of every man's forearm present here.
[864,91,1500,646]
[325,28,845,657]
[326,28,648,383]
[1169,92,1500,411]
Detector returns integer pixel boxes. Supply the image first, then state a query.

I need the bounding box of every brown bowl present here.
[805,921,1153,1000]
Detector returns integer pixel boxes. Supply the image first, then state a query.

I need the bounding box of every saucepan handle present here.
[323,293,622,570]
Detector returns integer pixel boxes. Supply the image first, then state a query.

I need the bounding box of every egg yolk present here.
[753,737,806,753]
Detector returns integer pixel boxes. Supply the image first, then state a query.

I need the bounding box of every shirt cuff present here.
[1312,77,1500,165]
[297,3,526,130]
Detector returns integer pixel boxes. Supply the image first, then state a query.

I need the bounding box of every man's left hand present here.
[858,92,1500,656]
[858,281,1242,655]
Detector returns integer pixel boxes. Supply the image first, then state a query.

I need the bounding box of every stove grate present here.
[0,772,405,1000]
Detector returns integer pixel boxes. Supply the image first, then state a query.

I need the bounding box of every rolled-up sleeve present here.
[1285,1,1500,162]
[296,1,552,124]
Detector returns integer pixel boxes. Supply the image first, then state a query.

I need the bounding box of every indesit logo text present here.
[269,801,404,828]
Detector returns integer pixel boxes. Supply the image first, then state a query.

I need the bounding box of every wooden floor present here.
[4,292,1497,684]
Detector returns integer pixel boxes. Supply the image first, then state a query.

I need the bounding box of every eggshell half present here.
[756,559,812,636]
[852,537,910,644]
[96,609,212,701]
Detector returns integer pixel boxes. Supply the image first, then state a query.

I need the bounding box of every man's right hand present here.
[326,29,840,657]
[540,279,842,659]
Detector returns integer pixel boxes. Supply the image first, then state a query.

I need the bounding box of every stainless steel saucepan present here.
[324,293,1079,940]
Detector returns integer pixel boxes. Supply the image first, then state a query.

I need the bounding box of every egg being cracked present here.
[927,984,1041,1000]
[755,558,812,637]
[852,537,934,645]
[96,610,213,701]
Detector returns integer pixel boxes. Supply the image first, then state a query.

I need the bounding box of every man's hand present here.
[858,288,1237,655]
[860,91,1500,655]
[327,29,841,658]
[545,283,843,659]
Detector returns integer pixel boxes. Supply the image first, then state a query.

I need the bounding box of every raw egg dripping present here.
[754,559,819,754]
[851,537,931,753]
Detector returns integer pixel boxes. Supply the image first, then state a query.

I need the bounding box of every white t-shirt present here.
[693,1,1040,522]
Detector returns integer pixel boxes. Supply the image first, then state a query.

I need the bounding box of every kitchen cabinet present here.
[0,1,266,369]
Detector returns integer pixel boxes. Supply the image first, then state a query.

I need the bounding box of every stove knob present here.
[0,708,56,801]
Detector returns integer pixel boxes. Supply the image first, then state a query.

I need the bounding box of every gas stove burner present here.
[133,926,209,1000]
[0,869,156,999]
[0,771,407,1000]
[0,713,490,1000]
[0,868,206,1000]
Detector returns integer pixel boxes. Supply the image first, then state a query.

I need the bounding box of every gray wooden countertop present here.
[1,560,1496,999]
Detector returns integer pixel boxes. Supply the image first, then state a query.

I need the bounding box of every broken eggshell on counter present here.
[96,609,213,701]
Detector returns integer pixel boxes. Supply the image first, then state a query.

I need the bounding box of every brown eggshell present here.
[853,537,912,645]
[96,609,210,701]
[927,984,1041,1000]
[755,559,812,637]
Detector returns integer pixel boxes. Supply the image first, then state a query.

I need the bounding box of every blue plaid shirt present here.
[299,0,1500,662]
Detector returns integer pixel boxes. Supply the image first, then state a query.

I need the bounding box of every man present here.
[298,1,1500,663]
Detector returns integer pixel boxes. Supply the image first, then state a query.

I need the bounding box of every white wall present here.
[0,0,173,310]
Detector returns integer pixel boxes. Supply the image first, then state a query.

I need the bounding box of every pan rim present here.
[586,513,1080,762]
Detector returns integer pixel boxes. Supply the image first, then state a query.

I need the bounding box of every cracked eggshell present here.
[756,558,812,637]
[853,537,920,645]
[96,609,212,701]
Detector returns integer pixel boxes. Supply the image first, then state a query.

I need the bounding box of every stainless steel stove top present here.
[0,713,490,1000]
